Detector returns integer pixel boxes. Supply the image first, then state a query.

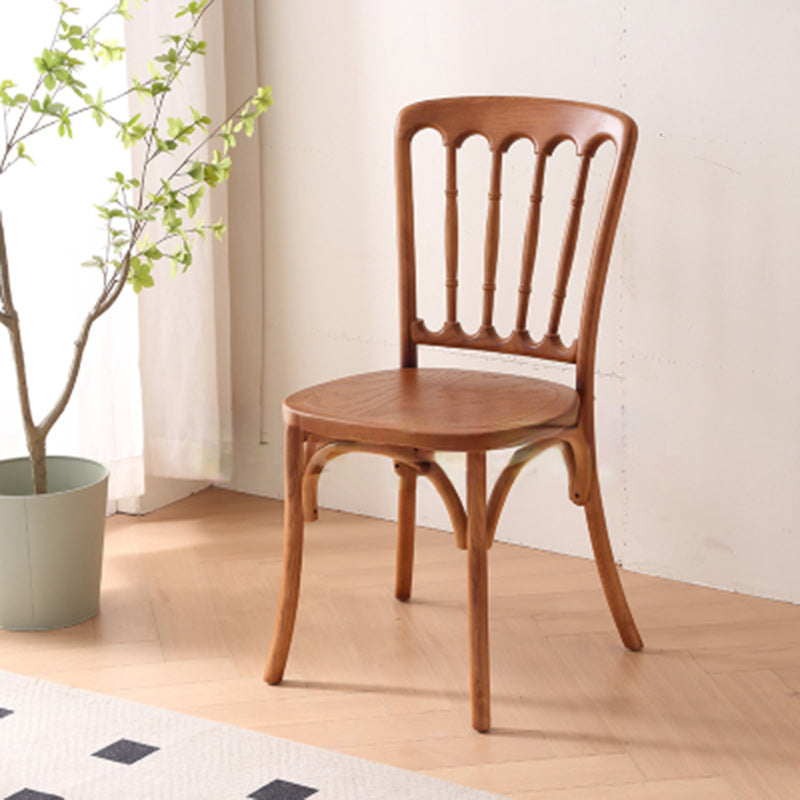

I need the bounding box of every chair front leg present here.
[394,462,417,601]
[466,451,491,732]
[264,423,306,684]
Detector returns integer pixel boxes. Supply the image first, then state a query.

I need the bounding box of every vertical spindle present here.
[547,153,592,338]
[481,149,504,331]
[445,144,459,325]
[515,150,548,334]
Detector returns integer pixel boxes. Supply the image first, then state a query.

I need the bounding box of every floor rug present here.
[0,670,508,799]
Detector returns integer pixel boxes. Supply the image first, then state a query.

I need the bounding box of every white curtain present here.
[125,1,233,488]
[0,0,144,501]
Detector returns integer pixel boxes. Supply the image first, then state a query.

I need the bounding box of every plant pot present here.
[0,456,109,631]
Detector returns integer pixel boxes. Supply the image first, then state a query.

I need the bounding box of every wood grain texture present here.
[284,368,580,452]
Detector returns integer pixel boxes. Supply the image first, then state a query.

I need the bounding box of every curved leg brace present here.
[486,427,580,544]
[302,441,467,546]
[485,426,643,653]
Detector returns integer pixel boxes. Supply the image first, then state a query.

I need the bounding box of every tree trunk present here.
[0,212,48,494]
[27,434,48,494]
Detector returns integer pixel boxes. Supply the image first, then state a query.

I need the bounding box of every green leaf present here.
[16,142,34,164]
[186,186,204,218]
[0,80,29,109]
[202,163,221,187]
[167,116,189,140]
[176,1,210,19]
[138,243,163,261]
[187,38,207,56]
[128,256,155,293]
[254,85,273,112]
[94,38,125,65]
[187,161,204,181]
[119,113,148,148]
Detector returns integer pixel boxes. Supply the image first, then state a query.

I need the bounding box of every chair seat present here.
[283,368,580,452]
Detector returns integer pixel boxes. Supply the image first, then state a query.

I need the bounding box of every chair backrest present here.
[395,96,637,391]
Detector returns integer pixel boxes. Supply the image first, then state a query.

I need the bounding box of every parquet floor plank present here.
[509,775,740,800]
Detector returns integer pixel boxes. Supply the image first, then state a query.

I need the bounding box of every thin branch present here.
[152,94,254,189]
[0,9,65,164]
[92,224,143,317]
[136,5,212,206]
[1,3,142,169]
[0,211,14,315]
[12,78,156,146]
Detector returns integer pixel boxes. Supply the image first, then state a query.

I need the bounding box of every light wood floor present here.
[2,487,799,798]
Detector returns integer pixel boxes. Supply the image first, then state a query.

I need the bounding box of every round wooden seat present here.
[284,368,580,452]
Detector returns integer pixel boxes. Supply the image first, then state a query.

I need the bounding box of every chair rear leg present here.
[394,463,417,601]
[265,424,306,684]
[584,473,643,651]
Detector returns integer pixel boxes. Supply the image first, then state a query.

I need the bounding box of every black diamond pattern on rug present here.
[0,708,13,719]
[248,779,319,800]
[4,790,65,800]
[92,737,160,765]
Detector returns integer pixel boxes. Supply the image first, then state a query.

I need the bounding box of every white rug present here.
[0,671,509,799]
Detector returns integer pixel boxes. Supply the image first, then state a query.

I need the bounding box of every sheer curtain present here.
[124,0,233,493]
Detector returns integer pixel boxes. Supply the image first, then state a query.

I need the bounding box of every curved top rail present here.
[396,96,636,157]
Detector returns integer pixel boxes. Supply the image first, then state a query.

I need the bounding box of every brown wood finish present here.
[265,96,642,731]
[466,451,491,732]
[263,425,304,684]
[394,462,417,601]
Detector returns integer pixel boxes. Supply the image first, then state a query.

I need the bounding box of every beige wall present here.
[226,0,800,604]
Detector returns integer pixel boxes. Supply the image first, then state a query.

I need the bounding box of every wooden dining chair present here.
[264,96,643,732]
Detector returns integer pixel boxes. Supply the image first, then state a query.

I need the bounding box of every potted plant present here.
[0,0,270,630]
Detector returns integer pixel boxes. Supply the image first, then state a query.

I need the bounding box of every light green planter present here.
[0,456,109,631]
